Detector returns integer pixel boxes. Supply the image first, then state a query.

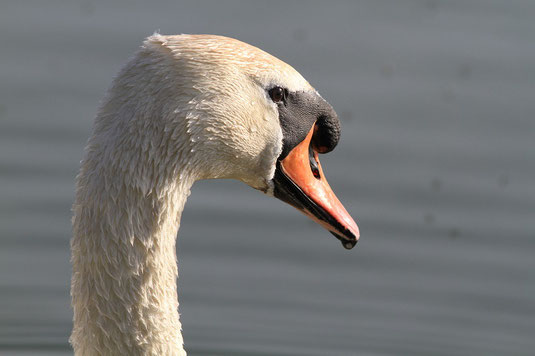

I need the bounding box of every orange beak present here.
[273,124,360,249]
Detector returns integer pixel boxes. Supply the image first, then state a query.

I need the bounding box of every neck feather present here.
[70,149,193,356]
[70,42,201,355]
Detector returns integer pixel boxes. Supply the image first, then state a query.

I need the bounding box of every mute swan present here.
[70,34,359,355]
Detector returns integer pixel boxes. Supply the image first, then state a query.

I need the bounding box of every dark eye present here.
[269,86,286,103]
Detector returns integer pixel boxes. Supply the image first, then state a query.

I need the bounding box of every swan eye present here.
[269,86,286,103]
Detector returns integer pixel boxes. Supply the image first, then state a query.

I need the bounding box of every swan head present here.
[131,34,359,248]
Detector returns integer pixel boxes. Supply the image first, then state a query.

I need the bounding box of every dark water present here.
[1,1,534,355]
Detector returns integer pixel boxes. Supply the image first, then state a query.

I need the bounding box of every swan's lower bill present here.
[272,124,360,249]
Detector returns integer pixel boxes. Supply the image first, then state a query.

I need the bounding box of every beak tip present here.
[344,223,360,249]
[331,229,359,250]
[342,225,359,250]
[342,239,357,250]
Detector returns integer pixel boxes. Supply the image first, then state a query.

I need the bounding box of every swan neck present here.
[71,163,193,355]
[69,42,205,355]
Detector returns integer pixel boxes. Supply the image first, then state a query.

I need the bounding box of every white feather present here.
[71,34,313,355]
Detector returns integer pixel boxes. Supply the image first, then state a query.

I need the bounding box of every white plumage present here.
[70,34,313,355]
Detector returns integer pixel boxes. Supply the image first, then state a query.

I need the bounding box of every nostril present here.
[309,146,321,180]
[312,167,321,179]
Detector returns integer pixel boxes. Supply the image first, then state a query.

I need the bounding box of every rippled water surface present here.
[1,1,534,355]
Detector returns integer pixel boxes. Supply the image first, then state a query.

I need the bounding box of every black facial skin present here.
[269,89,357,249]
[275,90,340,160]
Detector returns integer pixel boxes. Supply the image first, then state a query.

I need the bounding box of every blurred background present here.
[1,1,534,355]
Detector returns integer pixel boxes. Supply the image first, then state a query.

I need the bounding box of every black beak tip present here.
[330,231,358,250]
[343,240,357,250]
